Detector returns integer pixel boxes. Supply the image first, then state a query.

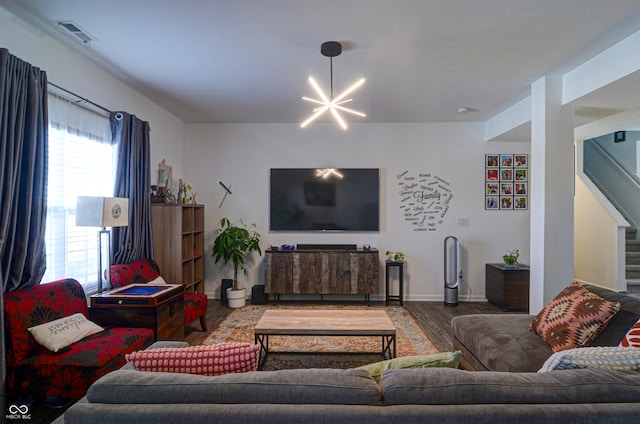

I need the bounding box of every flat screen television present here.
[270,168,379,232]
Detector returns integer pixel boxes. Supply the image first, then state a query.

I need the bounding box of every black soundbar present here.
[296,243,358,251]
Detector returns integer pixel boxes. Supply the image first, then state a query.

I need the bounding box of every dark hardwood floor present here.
[30,298,508,424]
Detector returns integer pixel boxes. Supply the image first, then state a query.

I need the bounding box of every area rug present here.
[203,304,438,371]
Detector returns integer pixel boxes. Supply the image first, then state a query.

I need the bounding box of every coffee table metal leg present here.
[255,333,269,370]
[381,335,396,359]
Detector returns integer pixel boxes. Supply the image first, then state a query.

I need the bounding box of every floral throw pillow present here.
[126,343,259,376]
[530,282,621,352]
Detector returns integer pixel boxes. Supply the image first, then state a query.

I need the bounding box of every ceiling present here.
[4,0,640,126]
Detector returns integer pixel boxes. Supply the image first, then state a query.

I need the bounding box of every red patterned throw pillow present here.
[126,343,259,375]
[619,318,640,348]
[530,282,621,352]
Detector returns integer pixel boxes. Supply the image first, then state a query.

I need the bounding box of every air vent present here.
[56,21,95,44]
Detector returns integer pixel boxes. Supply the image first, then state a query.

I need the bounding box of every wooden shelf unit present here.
[151,204,205,294]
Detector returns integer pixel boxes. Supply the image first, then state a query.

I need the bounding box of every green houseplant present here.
[502,248,519,267]
[212,217,262,307]
[385,250,405,262]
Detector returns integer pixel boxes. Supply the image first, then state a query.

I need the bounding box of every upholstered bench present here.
[4,279,154,401]
[109,259,207,332]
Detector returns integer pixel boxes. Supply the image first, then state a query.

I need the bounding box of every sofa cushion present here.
[87,368,381,405]
[452,314,552,372]
[380,367,640,405]
[584,283,640,346]
[357,352,462,383]
[126,343,259,376]
[539,346,640,372]
[530,282,620,352]
[28,313,104,352]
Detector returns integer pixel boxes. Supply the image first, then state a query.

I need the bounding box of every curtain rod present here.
[47,81,114,115]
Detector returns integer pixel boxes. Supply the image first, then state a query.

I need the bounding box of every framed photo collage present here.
[485,154,528,210]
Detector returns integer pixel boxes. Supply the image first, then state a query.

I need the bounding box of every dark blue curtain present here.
[0,47,48,403]
[0,49,48,292]
[110,112,153,264]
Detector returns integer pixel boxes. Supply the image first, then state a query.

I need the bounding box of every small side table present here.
[385,261,404,306]
[485,263,530,312]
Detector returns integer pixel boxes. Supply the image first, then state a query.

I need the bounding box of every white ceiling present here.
[4,0,640,126]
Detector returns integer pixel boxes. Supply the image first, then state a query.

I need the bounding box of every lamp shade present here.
[76,196,129,228]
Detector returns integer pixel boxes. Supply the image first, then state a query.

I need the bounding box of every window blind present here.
[42,92,115,293]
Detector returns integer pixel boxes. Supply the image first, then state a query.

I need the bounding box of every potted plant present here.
[502,248,519,267]
[212,217,262,308]
[385,250,405,262]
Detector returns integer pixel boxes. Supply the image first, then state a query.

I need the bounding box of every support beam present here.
[529,75,575,313]
[484,96,531,142]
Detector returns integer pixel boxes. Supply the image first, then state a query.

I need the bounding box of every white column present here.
[529,75,575,313]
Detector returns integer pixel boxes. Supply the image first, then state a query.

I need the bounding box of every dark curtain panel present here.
[0,47,48,402]
[110,111,153,264]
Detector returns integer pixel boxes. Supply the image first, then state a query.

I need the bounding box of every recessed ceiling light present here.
[457,107,478,114]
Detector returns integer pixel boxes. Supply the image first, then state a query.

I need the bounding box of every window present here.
[41,92,115,293]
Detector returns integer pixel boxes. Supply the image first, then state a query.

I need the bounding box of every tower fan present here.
[444,236,461,306]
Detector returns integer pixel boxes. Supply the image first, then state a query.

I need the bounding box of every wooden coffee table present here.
[253,309,396,370]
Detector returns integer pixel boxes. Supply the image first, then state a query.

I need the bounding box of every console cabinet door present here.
[294,252,323,294]
[352,252,379,294]
[322,252,352,294]
[264,253,293,293]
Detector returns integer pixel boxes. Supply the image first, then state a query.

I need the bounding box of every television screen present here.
[270,168,379,232]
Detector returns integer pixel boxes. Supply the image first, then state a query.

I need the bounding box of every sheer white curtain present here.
[42,91,115,293]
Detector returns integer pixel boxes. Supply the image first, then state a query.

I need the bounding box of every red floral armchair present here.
[109,259,208,332]
[4,279,154,401]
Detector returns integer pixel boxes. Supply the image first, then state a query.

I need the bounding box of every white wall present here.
[2,7,534,302]
[0,8,186,184]
[574,175,627,290]
[185,123,531,301]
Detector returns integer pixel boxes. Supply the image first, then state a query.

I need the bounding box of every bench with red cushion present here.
[109,259,207,332]
[4,279,154,401]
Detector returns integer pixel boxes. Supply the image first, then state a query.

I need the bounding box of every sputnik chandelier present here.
[301,41,366,130]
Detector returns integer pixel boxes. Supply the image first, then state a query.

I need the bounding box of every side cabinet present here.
[264,249,379,296]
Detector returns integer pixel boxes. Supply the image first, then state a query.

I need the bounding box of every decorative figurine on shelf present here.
[158,159,173,192]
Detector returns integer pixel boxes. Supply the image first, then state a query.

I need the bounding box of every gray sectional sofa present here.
[55,283,640,423]
[452,283,640,372]
[57,362,640,423]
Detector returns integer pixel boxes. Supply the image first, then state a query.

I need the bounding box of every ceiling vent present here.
[56,21,95,44]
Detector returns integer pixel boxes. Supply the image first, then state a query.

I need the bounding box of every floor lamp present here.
[76,196,129,293]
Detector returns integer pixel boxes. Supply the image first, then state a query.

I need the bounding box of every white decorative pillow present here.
[149,275,167,285]
[28,313,104,352]
[538,346,640,372]
[619,318,640,348]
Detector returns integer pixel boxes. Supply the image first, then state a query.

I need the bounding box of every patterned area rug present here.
[203,304,438,371]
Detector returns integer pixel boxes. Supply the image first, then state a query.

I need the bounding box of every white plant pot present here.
[226,287,246,308]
